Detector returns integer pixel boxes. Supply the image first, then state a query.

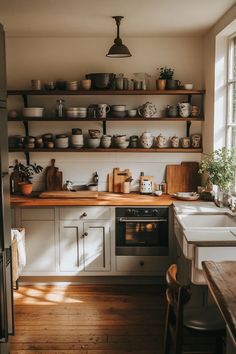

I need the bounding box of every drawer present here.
[21,208,55,221]
[116,256,169,273]
[59,206,111,220]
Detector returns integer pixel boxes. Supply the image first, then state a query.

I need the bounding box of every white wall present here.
[7,36,203,191]
[203,4,236,153]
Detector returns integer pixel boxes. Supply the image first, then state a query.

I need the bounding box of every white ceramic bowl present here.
[184,83,193,90]
[87,138,101,148]
[114,135,127,143]
[116,140,129,149]
[22,107,44,117]
[154,190,163,196]
[127,109,137,117]
[111,105,126,111]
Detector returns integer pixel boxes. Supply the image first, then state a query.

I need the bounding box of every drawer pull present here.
[82,232,88,238]
[81,212,87,218]
[139,261,144,267]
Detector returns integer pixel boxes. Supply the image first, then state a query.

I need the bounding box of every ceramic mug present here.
[191,134,201,148]
[178,102,191,118]
[96,104,110,118]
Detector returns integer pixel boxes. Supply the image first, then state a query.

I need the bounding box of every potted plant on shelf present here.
[9,160,43,196]
[199,147,236,206]
[156,67,175,90]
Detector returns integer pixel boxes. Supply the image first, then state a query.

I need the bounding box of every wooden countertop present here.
[11,192,175,207]
[202,261,236,342]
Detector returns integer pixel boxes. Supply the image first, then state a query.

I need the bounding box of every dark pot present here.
[166,79,181,90]
[86,73,115,90]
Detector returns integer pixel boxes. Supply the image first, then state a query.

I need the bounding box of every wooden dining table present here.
[202,261,236,354]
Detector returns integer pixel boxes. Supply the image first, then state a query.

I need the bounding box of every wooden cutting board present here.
[113,168,132,193]
[166,162,200,194]
[45,159,63,191]
[39,191,98,199]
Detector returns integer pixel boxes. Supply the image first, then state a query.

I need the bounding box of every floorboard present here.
[11,284,165,354]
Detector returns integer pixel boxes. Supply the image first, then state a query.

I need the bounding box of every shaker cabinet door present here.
[59,221,83,272]
[22,220,56,273]
[83,221,111,272]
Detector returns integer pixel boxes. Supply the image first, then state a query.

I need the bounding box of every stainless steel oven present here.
[116,207,169,256]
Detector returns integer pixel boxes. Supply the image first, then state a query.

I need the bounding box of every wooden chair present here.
[163,264,225,354]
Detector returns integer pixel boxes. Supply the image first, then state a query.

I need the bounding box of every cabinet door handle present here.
[139,261,144,267]
[81,232,88,238]
[81,212,87,218]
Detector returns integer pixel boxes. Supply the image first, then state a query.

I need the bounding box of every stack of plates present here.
[22,107,44,118]
[66,107,87,118]
[111,105,126,118]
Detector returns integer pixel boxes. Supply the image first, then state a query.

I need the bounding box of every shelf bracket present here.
[186,121,191,137]
[24,152,30,165]
[102,120,107,135]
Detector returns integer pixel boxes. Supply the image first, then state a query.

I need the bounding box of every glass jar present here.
[55,99,65,118]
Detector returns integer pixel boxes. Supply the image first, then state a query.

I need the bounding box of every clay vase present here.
[156,79,166,90]
[19,182,33,196]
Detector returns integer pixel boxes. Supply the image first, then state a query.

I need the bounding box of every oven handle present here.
[118,217,167,223]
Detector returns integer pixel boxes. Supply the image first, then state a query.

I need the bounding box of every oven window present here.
[125,222,167,246]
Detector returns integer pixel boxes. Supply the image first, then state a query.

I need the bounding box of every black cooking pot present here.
[86,73,115,90]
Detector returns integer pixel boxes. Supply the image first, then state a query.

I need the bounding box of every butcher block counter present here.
[11,192,175,207]
[202,261,236,354]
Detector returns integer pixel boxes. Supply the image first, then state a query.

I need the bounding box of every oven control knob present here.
[127,209,133,216]
[152,209,159,216]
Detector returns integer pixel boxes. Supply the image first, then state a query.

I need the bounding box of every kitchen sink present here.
[176,213,236,229]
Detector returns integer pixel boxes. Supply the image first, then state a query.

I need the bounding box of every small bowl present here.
[113,135,127,143]
[89,129,101,138]
[127,109,137,117]
[87,138,101,148]
[154,190,163,196]
[111,105,126,111]
[116,140,129,149]
[112,111,126,118]
[22,107,44,117]
[184,83,193,90]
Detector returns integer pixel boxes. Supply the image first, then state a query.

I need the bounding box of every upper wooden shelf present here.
[8,116,204,122]
[7,89,205,96]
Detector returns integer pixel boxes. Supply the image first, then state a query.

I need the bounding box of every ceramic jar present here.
[181,137,191,148]
[156,134,167,148]
[129,135,139,148]
[166,105,178,118]
[191,134,201,148]
[170,135,180,148]
[140,132,153,149]
[101,135,112,148]
[178,102,191,118]
[138,102,157,118]
[191,105,200,117]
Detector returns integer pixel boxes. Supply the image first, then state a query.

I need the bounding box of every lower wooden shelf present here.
[9,148,202,153]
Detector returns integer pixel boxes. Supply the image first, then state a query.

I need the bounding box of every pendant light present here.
[106,16,132,58]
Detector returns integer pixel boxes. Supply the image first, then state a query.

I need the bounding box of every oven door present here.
[116,217,169,256]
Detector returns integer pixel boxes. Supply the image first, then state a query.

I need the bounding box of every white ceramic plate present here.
[172,192,200,201]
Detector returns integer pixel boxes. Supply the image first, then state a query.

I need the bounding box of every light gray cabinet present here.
[16,208,56,274]
[59,209,111,274]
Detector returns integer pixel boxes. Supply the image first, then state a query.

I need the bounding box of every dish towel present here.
[11,228,26,282]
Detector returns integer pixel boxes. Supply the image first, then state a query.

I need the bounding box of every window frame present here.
[226,33,236,148]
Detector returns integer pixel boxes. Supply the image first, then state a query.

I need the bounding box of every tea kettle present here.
[138,102,157,118]
[140,174,153,194]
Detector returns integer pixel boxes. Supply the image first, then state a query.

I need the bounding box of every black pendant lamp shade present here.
[106,16,132,58]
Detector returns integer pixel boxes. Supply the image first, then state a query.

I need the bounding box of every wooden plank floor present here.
[11,284,166,354]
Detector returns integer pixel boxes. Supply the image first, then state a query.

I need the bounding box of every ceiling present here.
[0,0,235,38]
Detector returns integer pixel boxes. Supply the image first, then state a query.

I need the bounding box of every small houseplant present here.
[156,67,174,90]
[10,160,43,195]
[199,147,236,204]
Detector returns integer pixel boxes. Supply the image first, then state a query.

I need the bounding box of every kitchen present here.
[1,1,236,354]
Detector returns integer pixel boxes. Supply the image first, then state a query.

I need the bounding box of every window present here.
[226,34,236,148]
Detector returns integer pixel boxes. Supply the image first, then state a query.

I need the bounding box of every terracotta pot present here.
[18,182,33,196]
[156,79,166,90]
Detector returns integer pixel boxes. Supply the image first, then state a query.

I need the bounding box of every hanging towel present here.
[11,228,26,277]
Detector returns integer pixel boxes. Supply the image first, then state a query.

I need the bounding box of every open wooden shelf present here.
[8,116,204,122]
[7,89,205,96]
[9,147,202,153]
